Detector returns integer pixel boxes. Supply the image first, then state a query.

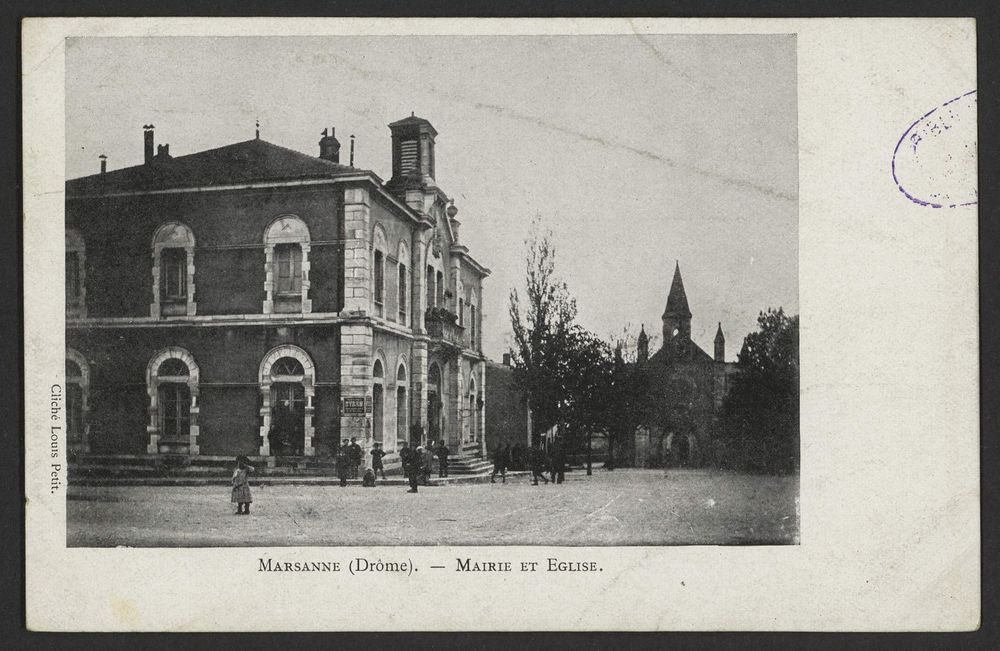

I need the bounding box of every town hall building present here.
[65,115,490,472]
[632,263,738,467]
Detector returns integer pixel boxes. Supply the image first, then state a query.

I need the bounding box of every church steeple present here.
[714,322,725,362]
[637,324,649,363]
[662,261,692,344]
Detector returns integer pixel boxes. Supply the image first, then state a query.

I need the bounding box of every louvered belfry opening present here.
[388,113,438,194]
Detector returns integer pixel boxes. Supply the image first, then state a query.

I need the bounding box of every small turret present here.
[637,324,649,363]
[714,322,725,362]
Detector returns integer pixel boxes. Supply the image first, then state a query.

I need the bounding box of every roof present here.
[649,339,715,365]
[388,113,438,136]
[66,138,367,196]
[714,322,725,341]
[662,261,692,319]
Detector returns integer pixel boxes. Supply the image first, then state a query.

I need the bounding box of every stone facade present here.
[65,118,490,469]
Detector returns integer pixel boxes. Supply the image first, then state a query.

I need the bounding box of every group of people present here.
[399,441,451,493]
[333,437,365,486]
[492,440,567,485]
[230,438,572,513]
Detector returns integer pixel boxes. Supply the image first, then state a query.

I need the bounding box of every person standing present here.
[529,442,549,486]
[370,442,387,480]
[550,437,566,484]
[231,455,255,515]
[491,443,510,484]
[420,445,434,486]
[435,440,450,478]
[348,437,363,479]
[336,439,350,487]
[404,444,422,493]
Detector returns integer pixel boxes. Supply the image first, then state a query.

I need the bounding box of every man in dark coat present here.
[550,437,566,484]
[403,444,422,493]
[491,443,510,484]
[529,442,549,485]
[335,439,350,487]
[348,437,363,479]
[435,441,450,478]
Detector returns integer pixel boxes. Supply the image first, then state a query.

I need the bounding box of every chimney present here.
[99,154,107,175]
[319,127,341,163]
[156,143,171,160]
[143,125,155,165]
[349,134,355,167]
[502,353,511,366]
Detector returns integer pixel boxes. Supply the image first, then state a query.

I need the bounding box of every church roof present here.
[662,261,692,319]
[66,138,365,196]
[649,339,715,365]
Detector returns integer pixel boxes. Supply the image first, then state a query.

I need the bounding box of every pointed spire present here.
[714,322,724,341]
[637,323,649,363]
[662,260,692,319]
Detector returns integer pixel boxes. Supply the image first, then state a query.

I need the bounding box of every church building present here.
[65,115,490,471]
[632,263,737,467]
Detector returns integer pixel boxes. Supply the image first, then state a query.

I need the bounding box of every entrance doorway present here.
[270,382,304,455]
[426,362,442,445]
[372,359,384,445]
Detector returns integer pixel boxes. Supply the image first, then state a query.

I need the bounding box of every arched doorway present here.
[259,345,316,457]
[396,362,408,449]
[468,376,477,444]
[426,362,442,446]
[372,359,384,445]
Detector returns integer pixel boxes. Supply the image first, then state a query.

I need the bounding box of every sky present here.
[65,35,798,361]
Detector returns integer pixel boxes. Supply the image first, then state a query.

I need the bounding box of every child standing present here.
[231,455,255,515]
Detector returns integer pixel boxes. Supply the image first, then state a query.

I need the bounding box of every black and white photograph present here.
[62,33,799,547]
[22,16,979,632]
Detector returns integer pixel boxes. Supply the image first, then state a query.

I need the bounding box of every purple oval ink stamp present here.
[892,90,977,208]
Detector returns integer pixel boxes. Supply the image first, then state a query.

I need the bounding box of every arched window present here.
[264,216,311,314]
[371,224,388,317]
[66,228,86,318]
[259,345,316,457]
[468,289,478,351]
[146,347,200,455]
[66,349,90,452]
[456,279,465,327]
[397,239,410,326]
[151,222,196,318]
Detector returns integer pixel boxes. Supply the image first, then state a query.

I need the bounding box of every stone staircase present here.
[447,442,492,475]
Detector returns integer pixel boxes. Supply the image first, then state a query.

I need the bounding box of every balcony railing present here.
[425,307,466,348]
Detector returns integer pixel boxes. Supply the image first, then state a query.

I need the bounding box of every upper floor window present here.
[65,228,86,318]
[371,224,388,318]
[426,264,436,309]
[397,240,410,326]
[469,289,478,350]
[275,244,302,295]
[151,222,196,318]
[161,247,187,300]
[373,250,385,309]
[264,215,311,314]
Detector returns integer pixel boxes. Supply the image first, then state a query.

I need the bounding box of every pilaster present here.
[342,186,372,314]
